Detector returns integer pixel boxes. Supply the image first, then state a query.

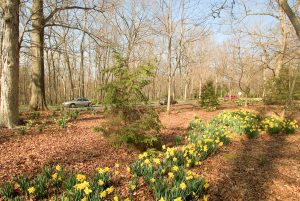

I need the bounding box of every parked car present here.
[159,98,178,105]
[63,98,92,108]
[224,95,238,101]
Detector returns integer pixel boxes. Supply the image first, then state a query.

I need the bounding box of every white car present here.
[63,98,92,108]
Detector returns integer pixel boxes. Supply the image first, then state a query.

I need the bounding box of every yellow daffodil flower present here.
[28,186,35,194]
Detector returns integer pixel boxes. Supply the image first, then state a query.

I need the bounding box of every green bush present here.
[101,53,162,149]
[199,81,219,110]
[263,67,300,105]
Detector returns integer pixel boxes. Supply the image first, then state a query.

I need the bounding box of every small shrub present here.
[69,110,80,120]
[55,116,70,128]
[104,108,162,150]
[28,112,40,120]
[25,120,35,129]
[199,80,219,110]
[101,53,162,149]
[17,127,26,135]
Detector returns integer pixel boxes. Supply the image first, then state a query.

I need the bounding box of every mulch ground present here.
[0,104,299,200]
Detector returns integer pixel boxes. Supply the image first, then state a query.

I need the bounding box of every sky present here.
[180,0,279,43]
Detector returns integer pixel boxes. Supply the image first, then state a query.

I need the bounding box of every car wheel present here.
[70,103,76,108]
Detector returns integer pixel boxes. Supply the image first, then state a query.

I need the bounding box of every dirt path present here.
[200,133,300,201]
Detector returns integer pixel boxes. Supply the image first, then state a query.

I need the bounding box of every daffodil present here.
[150,178,156,183]
[174,197,182,201]
[100,191,107,198]
[203,145,208,152]
[55,164,62,171]
[52,172,58,180]
[74,181,90,190]
[76,174,86,182]
[168,172,174,179]
[126,166,131,173]
[144,159,150,165]
[179,182,186,190]
[81,197,87,201]
[153,158,160,165]
[106,186,114,194]
[98,179,105,186]
[172,166,179,172]
[130,184,136,190]
[28,186,35,194]
[84,187,92,195]
[204,182,209,189]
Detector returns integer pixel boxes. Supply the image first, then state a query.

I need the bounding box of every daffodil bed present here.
[0,110,298,201]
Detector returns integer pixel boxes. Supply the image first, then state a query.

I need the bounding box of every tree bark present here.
[275,5,288,77]
[0,0,20,128]
[278,0,300,41]
[29,0,47,110]
[79,32,86,98]
[166,0,173,113]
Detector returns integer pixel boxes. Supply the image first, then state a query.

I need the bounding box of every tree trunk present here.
[0,0,20,128]
[50,50,57,104]
[79,32,86,98]
[167,34,172,112]
[278,0,300,41]
[166,0,172,113]
[275,5,288,77]
[29,0,47,110]
[63,42,74,99]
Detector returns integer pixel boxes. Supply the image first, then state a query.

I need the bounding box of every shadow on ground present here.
[210,134,290,201]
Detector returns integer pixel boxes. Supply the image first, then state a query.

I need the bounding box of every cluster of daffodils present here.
[261,116,284,135]
[209,110,261,138]
[131,149,209,201]
[127,118,229,201]
[69,166,117,200]
[283,119,298,134]
[0,164,125,201]
[262,116,298,135]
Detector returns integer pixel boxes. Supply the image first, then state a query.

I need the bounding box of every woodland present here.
[0,0,299,201]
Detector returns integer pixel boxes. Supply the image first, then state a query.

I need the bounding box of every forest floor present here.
[0,103,299,200]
